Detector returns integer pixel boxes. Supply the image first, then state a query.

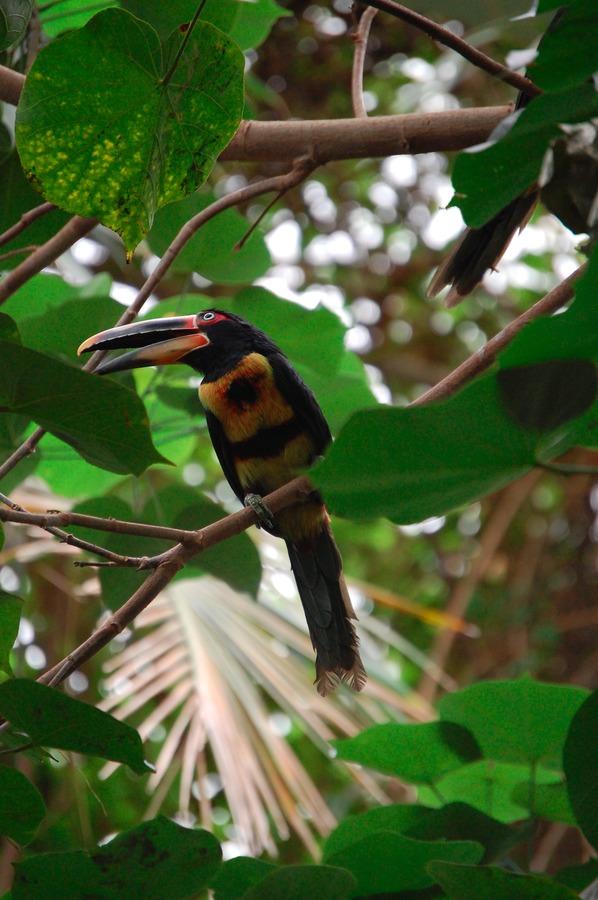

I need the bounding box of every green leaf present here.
[0,679,151,773]
[15,296,122,364]
[417,760,562,823]
[0,0,33,51]
[228,287,348,377]
[0,591,23,675]
[3,271,112,322]
[327,833,483,895]
[313,376,538,524]
[229,0,292,51]
[322,804,430,861]
[91,817,222,899]
[13,851,102,899]
[428,861,579,899]
[0,766,45,845]
[145,485,262,598]
[530,0,598,92]
[332,721,481,783]
[35,435,124,499]
[407,802,528,864]
[212,857,277,899]
[556,859,598,893]
[121,0,199,42]
[294,353,376,435]
[564,688,598,847]
[147,191,271,284]
[14,819,220,899]
[511,780,576,825]
[0,312,21,342]
[72,496,154,613]
[451,83,598,228]
[0,414,38,493]
[497,361,597,432]
[39,0,118,37]
[0,341,166,475]
[16,9,244,253]
[241,865,356,900]
[439,676,589,768]
[500,246,598,369]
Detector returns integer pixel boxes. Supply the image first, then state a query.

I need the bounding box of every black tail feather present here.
[286,526,366,696]
[427,190,539,306]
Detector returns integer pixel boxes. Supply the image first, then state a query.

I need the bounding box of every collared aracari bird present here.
[79,310,366,696]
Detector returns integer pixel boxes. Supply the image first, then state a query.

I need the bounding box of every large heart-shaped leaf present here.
[16,8,244,253]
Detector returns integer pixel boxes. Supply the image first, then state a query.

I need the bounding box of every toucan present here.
[79,310,366,696]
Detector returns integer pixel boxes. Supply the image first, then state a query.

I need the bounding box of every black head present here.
[78,309,279,378]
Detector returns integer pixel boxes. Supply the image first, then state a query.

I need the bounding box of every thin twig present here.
[411,262,587,407]
[0,201,55,249]
[351,6,378,118]
[161,0,208,87]
[0,426,45,484]
[354,0,541,99]
[0,245,37,263]
[418,471,542,704]
[0,507,193,542]
[0,215,96,306]
[0,491,148,566]
[83,156,318,373]
[0,161,318,484]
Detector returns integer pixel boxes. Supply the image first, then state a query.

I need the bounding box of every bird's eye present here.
[199,312,215,322]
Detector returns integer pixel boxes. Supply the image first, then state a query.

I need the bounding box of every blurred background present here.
[1,0,594,875]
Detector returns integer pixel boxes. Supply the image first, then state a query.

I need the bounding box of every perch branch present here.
[36,476,314,689]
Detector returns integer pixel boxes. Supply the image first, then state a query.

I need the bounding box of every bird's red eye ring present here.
[196,311,216,326]
[195,311,229,328]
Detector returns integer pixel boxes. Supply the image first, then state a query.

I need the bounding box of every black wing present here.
[204,409,246,504]
[268,350,332,458]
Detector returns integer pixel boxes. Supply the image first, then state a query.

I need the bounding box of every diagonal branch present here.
[411,262,587,407]
[0,215,96,306]
[0,201,55,249]
[354,0,541,98]
[0,159,318,485]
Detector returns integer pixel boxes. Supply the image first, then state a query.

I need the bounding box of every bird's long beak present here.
[77,316,210,375]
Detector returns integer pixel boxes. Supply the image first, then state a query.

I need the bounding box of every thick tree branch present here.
[219,107,510,161]
[0,59,508,160]
[0,65,23,105]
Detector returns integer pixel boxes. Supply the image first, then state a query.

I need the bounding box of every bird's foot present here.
[244,493,275,530]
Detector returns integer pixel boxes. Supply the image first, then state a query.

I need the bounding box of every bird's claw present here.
[244,493,275,530]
